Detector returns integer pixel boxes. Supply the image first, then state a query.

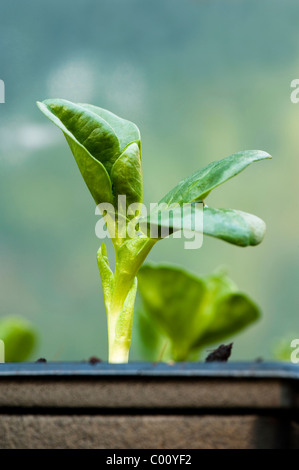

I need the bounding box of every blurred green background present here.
[0,0,298,362]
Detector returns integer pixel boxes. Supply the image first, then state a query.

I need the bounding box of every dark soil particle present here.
[255,357,263,362]
[88,356,102,365]
[205,343,233,362]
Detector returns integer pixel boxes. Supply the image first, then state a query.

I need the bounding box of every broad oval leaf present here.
[137,265,261,361]
[203,207,266,246]
[160,150,271,205]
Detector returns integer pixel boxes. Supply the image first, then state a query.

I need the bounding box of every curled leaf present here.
[37,99,142,209]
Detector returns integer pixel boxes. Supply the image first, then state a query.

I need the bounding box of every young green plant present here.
[37,99,271,363]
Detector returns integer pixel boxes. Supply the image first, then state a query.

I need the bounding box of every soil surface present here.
[34,345,235,364]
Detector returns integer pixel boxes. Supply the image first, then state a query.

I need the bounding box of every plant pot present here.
[0,361,298,449]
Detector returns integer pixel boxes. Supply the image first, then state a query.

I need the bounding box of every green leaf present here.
[194,292,260,349]
[137,265,261,361]
[160,150,271,205]
[141,204,266,247]
[0,316,38,362]
[37,99,143,209]
[133,305,167,361]
[37,99,114,206]
[111,142,143,209]
[137,265,206,349]
[78,103,141,151]
[37,99,121,174]
[203,207,266,246]
[140,149,270,246]
[64,133,114,205]
[140,202,202,239]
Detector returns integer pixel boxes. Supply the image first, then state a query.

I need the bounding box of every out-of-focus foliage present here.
[272,335,297,362]
[0,316,38,362]
[136,265,260,361]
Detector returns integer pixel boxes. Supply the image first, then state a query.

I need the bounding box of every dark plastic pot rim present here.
[0,361,298,379]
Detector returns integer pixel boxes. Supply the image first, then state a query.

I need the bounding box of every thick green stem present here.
[97,237,157,363]
[107,276,137,363]
[108,340,129,363]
